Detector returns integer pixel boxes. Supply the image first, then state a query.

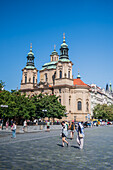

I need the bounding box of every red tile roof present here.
[73,78,88,87]
[49,84,52,88]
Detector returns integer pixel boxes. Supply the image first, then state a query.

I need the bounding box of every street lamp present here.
[0,105,8,130]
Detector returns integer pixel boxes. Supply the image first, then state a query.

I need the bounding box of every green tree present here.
[31,94,66,121]
[93,104,113,120]
[0,90,36,122]
[0,80,5,91]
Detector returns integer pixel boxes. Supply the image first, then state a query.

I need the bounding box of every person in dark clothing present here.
[69,121,75,140]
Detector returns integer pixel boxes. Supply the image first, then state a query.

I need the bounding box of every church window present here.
[60,71,62,79]
[45,73,48,82]
[68,71,70,79]
[69,99,71,105]
[59,98,61,103]
[25,75,27,84]
[86,102,89,111]
[78,101,82,110]
[59,89,61,93]
[33,76,35,84]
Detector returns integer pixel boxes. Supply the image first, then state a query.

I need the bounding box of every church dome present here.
[60,33,68,48]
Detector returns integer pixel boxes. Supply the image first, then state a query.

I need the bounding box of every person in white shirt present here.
[23,120,27,131]
[11,121,16,138]
[61,121,69,147]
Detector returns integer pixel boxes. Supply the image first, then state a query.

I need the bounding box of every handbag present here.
[79,131,83,138]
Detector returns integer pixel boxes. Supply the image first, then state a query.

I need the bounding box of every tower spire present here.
[63,33,65,42]
[60,33,69,59]
[54,44,56,50]
[77,70,81,79]
[109,81,112,92]
[30,43,32,52]
[26,43,35,67]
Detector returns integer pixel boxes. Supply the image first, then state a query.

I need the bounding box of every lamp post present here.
[0,105,8,130]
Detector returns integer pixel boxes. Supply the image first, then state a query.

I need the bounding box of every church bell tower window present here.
[25,74,27,84]
[60,71,62,79]
[68,71,70,79]
[45,73,48,82]
[33,76,35,84]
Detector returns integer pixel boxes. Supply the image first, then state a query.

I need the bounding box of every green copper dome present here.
[51,45,58,55]
[40,61,58,71]
[60,33,69,60]
[77,72,81,79]
[26,44,35,67]
[28,50,34,56]
[51,49,58,55]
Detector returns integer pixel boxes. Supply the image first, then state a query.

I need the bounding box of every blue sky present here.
[0,0,113,91]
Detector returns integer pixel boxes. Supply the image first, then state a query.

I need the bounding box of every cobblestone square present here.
[0,126,113,170]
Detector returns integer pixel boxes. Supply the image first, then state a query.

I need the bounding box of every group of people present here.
[61,121,84,149]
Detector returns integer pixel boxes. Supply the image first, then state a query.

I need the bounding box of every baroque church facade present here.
[20,34,113,122]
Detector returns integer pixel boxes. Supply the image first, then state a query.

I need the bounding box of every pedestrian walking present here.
[69,121,75,140]
[10,119,13,127]
[61,121,69,147]
[6,121,9,130]
[0,119,2,130]
[77,122,84,149]
[46,121,50,132]
[11,121,16,138]
[23,120,27,131]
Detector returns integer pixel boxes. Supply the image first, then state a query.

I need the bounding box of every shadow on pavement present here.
[57,144,64,147]
[71,145,80,149]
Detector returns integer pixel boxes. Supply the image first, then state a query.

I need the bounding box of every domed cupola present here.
[50,45,59,62]
[51,45,58,56]
[26,43,35,67]
[60,33,69,60]
[77,70,81,79]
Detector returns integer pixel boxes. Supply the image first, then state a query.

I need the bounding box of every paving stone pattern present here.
[0,126,113,170]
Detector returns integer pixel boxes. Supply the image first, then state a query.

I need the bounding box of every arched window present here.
[60,71,62,79]
[86,102,89,111]
[25,75,27,84]
[78,101,82,110]
[69,98,71,105]
[33,76,35,84]
[45,73,47,82]
[68,71,70,79]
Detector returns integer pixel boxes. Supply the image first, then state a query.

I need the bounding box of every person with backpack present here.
[69,121,75,140]
[77,122,84,149]
[61,121,69,147]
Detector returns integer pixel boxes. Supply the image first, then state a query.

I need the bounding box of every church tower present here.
[40,45,59,85]
[55,33,73,85]
[20,44,38,90]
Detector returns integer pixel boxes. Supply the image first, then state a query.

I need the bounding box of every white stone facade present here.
[90,84,113,117]
[20,36,113,122]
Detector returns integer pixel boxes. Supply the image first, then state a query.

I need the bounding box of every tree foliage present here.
[93,104,113,120]
[0,90,36,120]
[0,89,66,122]
[31,94,66,120]
[0,80,5,91]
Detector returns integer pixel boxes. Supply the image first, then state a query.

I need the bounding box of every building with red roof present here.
[20,34,113,122]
